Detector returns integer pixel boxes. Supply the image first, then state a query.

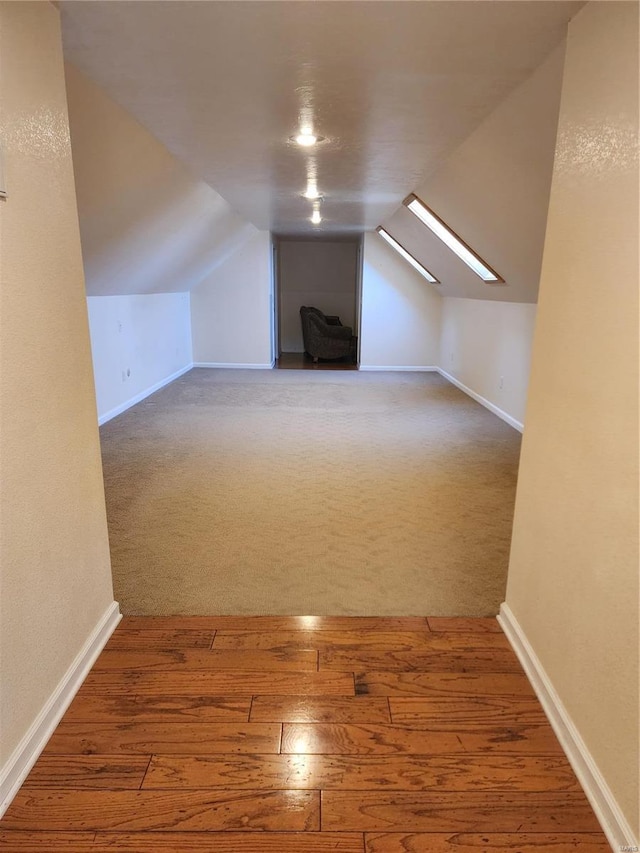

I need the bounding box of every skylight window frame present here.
[376,227,440,284]
[403,193,505,285]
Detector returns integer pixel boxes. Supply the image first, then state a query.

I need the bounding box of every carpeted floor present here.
[100,368,522,616]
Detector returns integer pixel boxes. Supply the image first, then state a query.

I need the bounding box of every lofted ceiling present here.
[60,1,582,238]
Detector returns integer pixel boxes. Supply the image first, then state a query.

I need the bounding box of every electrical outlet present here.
[126,368,131,378]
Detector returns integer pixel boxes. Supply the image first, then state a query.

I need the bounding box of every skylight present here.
[376,227,440,284]
[404,194,504,284]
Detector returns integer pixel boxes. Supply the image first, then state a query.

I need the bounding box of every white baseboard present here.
[498,603,637,852]
[98,364,193,425]
[193,362,275,369]
[358,365,439,372]
[437,367,523,433]
[0,601,121,817]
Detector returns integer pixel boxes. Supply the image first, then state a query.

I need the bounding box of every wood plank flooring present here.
[0,616,608,852]
[276,352,358,370]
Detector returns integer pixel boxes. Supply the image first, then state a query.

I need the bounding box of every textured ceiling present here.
[60,1,582,236]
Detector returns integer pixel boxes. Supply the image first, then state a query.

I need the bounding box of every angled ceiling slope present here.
[381,40,569,303]
[60,1,582,237]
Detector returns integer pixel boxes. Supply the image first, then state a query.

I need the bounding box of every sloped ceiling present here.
[65,62,256,297]
[60,1,582,240]
[381,42,568,303]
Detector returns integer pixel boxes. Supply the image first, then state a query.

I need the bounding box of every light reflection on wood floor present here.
[0,616,608,851]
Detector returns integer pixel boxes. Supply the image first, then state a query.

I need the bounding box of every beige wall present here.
[506,1,639,839]
[440,299,537,429]
[0,0,114,775]
[65,62,254,297]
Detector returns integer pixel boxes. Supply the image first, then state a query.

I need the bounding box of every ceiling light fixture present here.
[295,132,318,146]
[302,188,323,200]
[404,194,504,284]
[290,131,325,148]
[376,227,439,284]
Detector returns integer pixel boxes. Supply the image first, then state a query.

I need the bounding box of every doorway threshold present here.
[276,352,358,370]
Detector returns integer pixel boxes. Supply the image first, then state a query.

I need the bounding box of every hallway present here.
[2,2,637,845]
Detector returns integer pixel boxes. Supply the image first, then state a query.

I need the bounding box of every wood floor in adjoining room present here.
[276,351,358,369]
[0,617,609,852]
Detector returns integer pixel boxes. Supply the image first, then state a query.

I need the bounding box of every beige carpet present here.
[100,368,521,616]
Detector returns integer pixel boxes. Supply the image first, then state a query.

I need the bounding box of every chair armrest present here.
[324,324,353,340]
[325,315,342,325]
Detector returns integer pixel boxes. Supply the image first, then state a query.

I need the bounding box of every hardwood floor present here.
[0,617,608,852]
[276,351,358,370]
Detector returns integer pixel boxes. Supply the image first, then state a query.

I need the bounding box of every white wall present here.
[87,293,192,423]
[191,230,273,367]
[66,61,260,417]
[506,2,639,844]
[0,3,116,808]
[440,299,536,430]
[360,231,441,370]
[371,39,566,428]
[278,240,359,352]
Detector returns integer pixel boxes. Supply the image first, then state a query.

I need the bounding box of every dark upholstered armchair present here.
[300,306,356,362]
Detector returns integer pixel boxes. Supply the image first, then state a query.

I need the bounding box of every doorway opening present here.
[273,235,363,369]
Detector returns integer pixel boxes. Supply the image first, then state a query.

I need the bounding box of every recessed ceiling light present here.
[311,209,322,225]
[290,132,325,147]
[376,227,439,284]
[296,132,317,147]
[404,194,504,284]
[302,189,323,200]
